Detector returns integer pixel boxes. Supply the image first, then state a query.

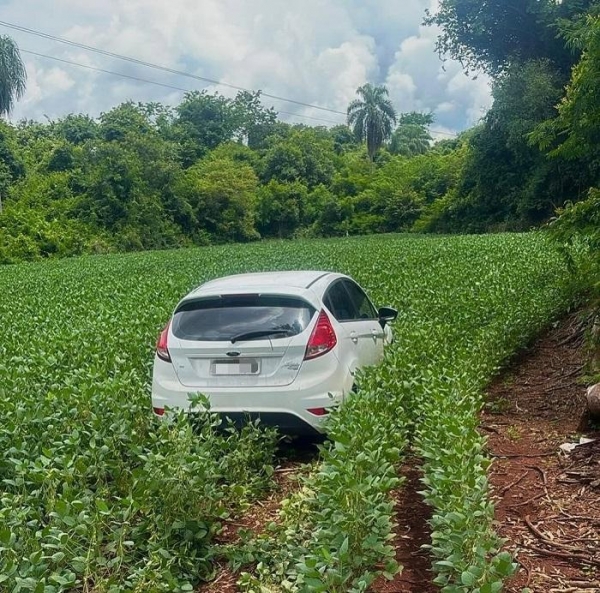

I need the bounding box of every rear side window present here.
[323,282,358,321]
[172,295,316,341]
[343,281,377,319]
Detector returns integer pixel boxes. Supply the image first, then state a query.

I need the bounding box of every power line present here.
[7,20,458,137]
[1,20,348,116]
[20,49,345,125]
[21,49,194,94]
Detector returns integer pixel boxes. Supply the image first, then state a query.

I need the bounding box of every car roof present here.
[189,271,338,297]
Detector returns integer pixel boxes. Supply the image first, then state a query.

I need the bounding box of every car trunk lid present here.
[168,293,314,388]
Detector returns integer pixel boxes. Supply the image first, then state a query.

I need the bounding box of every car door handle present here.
[350,331,359,344]
[371,329,380,341]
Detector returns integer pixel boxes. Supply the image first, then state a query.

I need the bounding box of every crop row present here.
[230,233,573,592]
[0,251,281,591]
[0,233,573,592]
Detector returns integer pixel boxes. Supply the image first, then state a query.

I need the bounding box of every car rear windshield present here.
[172,294,316,341]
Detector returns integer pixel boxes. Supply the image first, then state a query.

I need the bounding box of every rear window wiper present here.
[230,329,292,344]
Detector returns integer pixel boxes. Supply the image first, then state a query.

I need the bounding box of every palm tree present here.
[0,35,26,213]
[347,84,397,162]
[0,35,27,117]
[389,111,433,157]
[389,124,432,157]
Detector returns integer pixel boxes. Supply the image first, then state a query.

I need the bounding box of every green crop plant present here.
[215,233,574,592]
[0,232,576,591]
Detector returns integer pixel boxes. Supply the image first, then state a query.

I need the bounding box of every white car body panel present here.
[151,271,393,434]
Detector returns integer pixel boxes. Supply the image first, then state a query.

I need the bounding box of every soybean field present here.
[0,233,574,592]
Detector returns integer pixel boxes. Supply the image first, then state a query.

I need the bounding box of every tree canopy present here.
[390,112,434,157]
[424,0,596,76]
[1,0,600,266]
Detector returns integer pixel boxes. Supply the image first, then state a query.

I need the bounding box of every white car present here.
[151,271,397,435]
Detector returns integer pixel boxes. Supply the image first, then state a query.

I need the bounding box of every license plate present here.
[211,359,260,375]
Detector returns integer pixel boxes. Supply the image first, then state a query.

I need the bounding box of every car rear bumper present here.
[211,411,323,437]
[151,352,353,433]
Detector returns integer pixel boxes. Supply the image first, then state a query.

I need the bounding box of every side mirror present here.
[378,306,398,327]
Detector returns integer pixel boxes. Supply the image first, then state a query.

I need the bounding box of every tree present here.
[175,156,259,243]
[413,57,591,233]
[314,195,353,237]
[390,112,434,157]
[71,116,185,250]
[0,35,26,213]
[174,91,237,167]
[347,84,397,162]
[256,180,308,238]
[232,90,277,145]
[0,35,26,117]
[261,128,336,188]
[246,121,291,150]
[0,121,24,184]
[424,0,595,77]
[533,15,600,163]
[330,148,373,198]
[329,125,358,154]
[534,15,600,313]
[99,102,154,142]
[52,114,99,145]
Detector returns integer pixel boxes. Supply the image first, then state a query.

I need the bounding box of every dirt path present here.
[370,460,436,593]
[197,441,318,592]
[374,314,599,593]
[483,315,600,592]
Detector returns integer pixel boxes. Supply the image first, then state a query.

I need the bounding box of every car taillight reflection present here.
[156,320,172,362]
[304,310,337,360]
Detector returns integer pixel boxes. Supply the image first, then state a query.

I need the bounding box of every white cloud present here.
[384,24,491,132]
[43,67,75,92]
[436,101,455,114]
[3,0,490,132]
[386,71,418,110]
[18,61,75,117]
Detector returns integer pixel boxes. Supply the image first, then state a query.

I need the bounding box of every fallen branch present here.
[491,452,555,458]
[563,581,600,588]
[524,516,590,554]
[556,512,600,526]
[555,323,585,347]
[527,465,548,487]
[500,470,529,495]
[527,463,553,505]
[524,543,600,567]
[509,492,545,508]
[562,364,584,379]
[544,382,577,394]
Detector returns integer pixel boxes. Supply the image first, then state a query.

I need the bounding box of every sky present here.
[1,0,492,137]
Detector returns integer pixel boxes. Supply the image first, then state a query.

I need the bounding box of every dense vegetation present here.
[423,0,600,234]
[1,1,598,590]
[0,233,575,591]
[0,93,459,263]
[0,34,26,117]
[232,233,572,592]
[0,2,599,264]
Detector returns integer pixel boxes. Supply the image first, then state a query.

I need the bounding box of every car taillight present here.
[156,320,171,362]
[304,310,337,360]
